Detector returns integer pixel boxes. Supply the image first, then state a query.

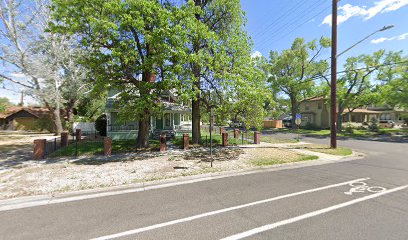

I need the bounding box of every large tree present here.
[186,0,252,143]
[320,50,390,130]
[51,0,194,147]
[0,0,88,134]
[0,97,13,112]
[266,37,330,128]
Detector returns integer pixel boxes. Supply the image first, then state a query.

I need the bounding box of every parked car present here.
[282,117,292,128]
[379,120,395,128]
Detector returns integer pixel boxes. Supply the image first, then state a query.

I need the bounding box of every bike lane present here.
[94,178,403,240]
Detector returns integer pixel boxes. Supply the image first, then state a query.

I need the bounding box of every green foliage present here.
[266,37,330,125]
[0,97,13,112]
[95,115,107,136]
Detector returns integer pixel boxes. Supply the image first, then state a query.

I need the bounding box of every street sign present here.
[295,118,301,125]
[296,113,301,119]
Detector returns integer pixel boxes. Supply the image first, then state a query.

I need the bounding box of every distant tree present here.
[0,97,13,112]
[376,51,408,108]
[320,50,389,130]
[266,37,330,129]
[0,0,89,134]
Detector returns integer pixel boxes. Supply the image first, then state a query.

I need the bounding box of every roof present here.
[1,107,51,119]
[344,109,381,114]
[302,96,326,102]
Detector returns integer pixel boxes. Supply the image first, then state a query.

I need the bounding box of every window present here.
[164,113,171,127]
[305,103,310,111]
[318,102,322,110]
[302,114,312,123]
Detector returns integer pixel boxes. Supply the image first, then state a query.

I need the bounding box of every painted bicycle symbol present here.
[344,182,387,195]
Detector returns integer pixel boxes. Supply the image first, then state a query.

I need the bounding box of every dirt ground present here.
[0,143,329,200]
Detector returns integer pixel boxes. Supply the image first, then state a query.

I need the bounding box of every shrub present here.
[95,114,107,136]
[303,122,320,130]
[368,118,379,132]
[344,124,354,134]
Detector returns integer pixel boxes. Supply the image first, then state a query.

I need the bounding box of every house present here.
[298,97,407,129]
[106,90,192,140]
[298,97,330,128]
[0,106,54,131]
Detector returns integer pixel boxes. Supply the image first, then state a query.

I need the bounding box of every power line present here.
[259,5,331,53]
[254,0,327,46]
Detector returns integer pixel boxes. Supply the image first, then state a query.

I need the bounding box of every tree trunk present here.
[51,108,63,135]
[137,108,150,148]
[66,99,76,123]
[290,96,297,129]
[191,64,201,144]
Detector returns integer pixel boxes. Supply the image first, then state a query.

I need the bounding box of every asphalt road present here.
[1,137,408,240]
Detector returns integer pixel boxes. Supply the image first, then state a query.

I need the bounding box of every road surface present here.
[1,137,407,239]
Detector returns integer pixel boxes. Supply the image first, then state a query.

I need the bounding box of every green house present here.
[106,90,192,140]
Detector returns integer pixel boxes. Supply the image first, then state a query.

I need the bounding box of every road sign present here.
[295,118,301,125]
[296,113,301,119]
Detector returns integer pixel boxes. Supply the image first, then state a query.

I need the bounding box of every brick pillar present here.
[104,137,112,156]
[219,127,225,134]
[75,129,82,142]
[183,134,189,150]
[160,135,167,152]
[33,139,46,160]
[61,132,69,147]
[234,129,239,139]
[254,131,261,144]
[222,132,228,147]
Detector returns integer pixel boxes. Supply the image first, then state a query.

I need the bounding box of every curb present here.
[0,152,364,212]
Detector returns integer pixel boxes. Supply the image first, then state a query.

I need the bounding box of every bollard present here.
[254,131,261,144]
[61,132,69,147]
[160,135,167,152]
[183,134,189,150]
[234,129,239,139]
[104,137,112,156]
[33,139,46,160]
[222,132,228,147]
[75,129,82,142]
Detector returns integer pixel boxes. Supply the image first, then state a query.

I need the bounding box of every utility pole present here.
[330,0,338,149]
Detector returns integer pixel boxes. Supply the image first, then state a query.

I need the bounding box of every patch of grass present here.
[51,139,160,157]
[172,130,249,148]
[260,136,299,144]
[289,144,353,156]
[251,154,318,166]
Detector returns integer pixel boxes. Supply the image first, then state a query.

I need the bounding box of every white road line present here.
[90,178,369,240]
[221,184,408,240]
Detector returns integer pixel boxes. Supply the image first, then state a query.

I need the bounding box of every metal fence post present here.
[75,135,78,157]
[54,138,57,151]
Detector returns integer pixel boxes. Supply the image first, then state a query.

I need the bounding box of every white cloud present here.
[10,72,27,78]
[322,0,408,26]
[251,51,262,58]
[371,32,408,43]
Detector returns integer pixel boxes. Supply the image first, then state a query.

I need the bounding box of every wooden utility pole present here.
[330,0,338,149]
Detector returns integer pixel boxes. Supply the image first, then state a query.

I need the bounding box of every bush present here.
[344,124,354,134]
[368,118,379,132]
[303,122,320,130]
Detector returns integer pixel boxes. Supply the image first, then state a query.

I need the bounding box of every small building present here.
[298,97,330,128]
[0,106,54,131]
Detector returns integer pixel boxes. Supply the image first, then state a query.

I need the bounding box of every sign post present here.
[295,114,302,141]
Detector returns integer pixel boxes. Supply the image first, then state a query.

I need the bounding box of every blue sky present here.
[242,0,408,62]
[1,0,408,104]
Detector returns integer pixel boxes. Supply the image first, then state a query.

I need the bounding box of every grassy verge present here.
[51,140,160,157]
[251,154,318,166]
[260,136,299,144]
[289,144,353,156]
[274,128,408,138]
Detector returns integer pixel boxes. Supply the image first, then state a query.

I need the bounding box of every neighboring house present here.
[106,90,192,140]
[298,97,330,128]
[298,97,407,129]
[0,106,54,131]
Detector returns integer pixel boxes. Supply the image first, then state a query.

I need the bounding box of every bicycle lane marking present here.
[220,184,408,240]
[90,177,369,240]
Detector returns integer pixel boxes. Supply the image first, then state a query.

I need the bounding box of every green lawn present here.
[51,139,160,157]
[289,144,353,156]
[251,154,318,166]
[173,130,250,148]
[275,128,408,138]
[260,136,299,144]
